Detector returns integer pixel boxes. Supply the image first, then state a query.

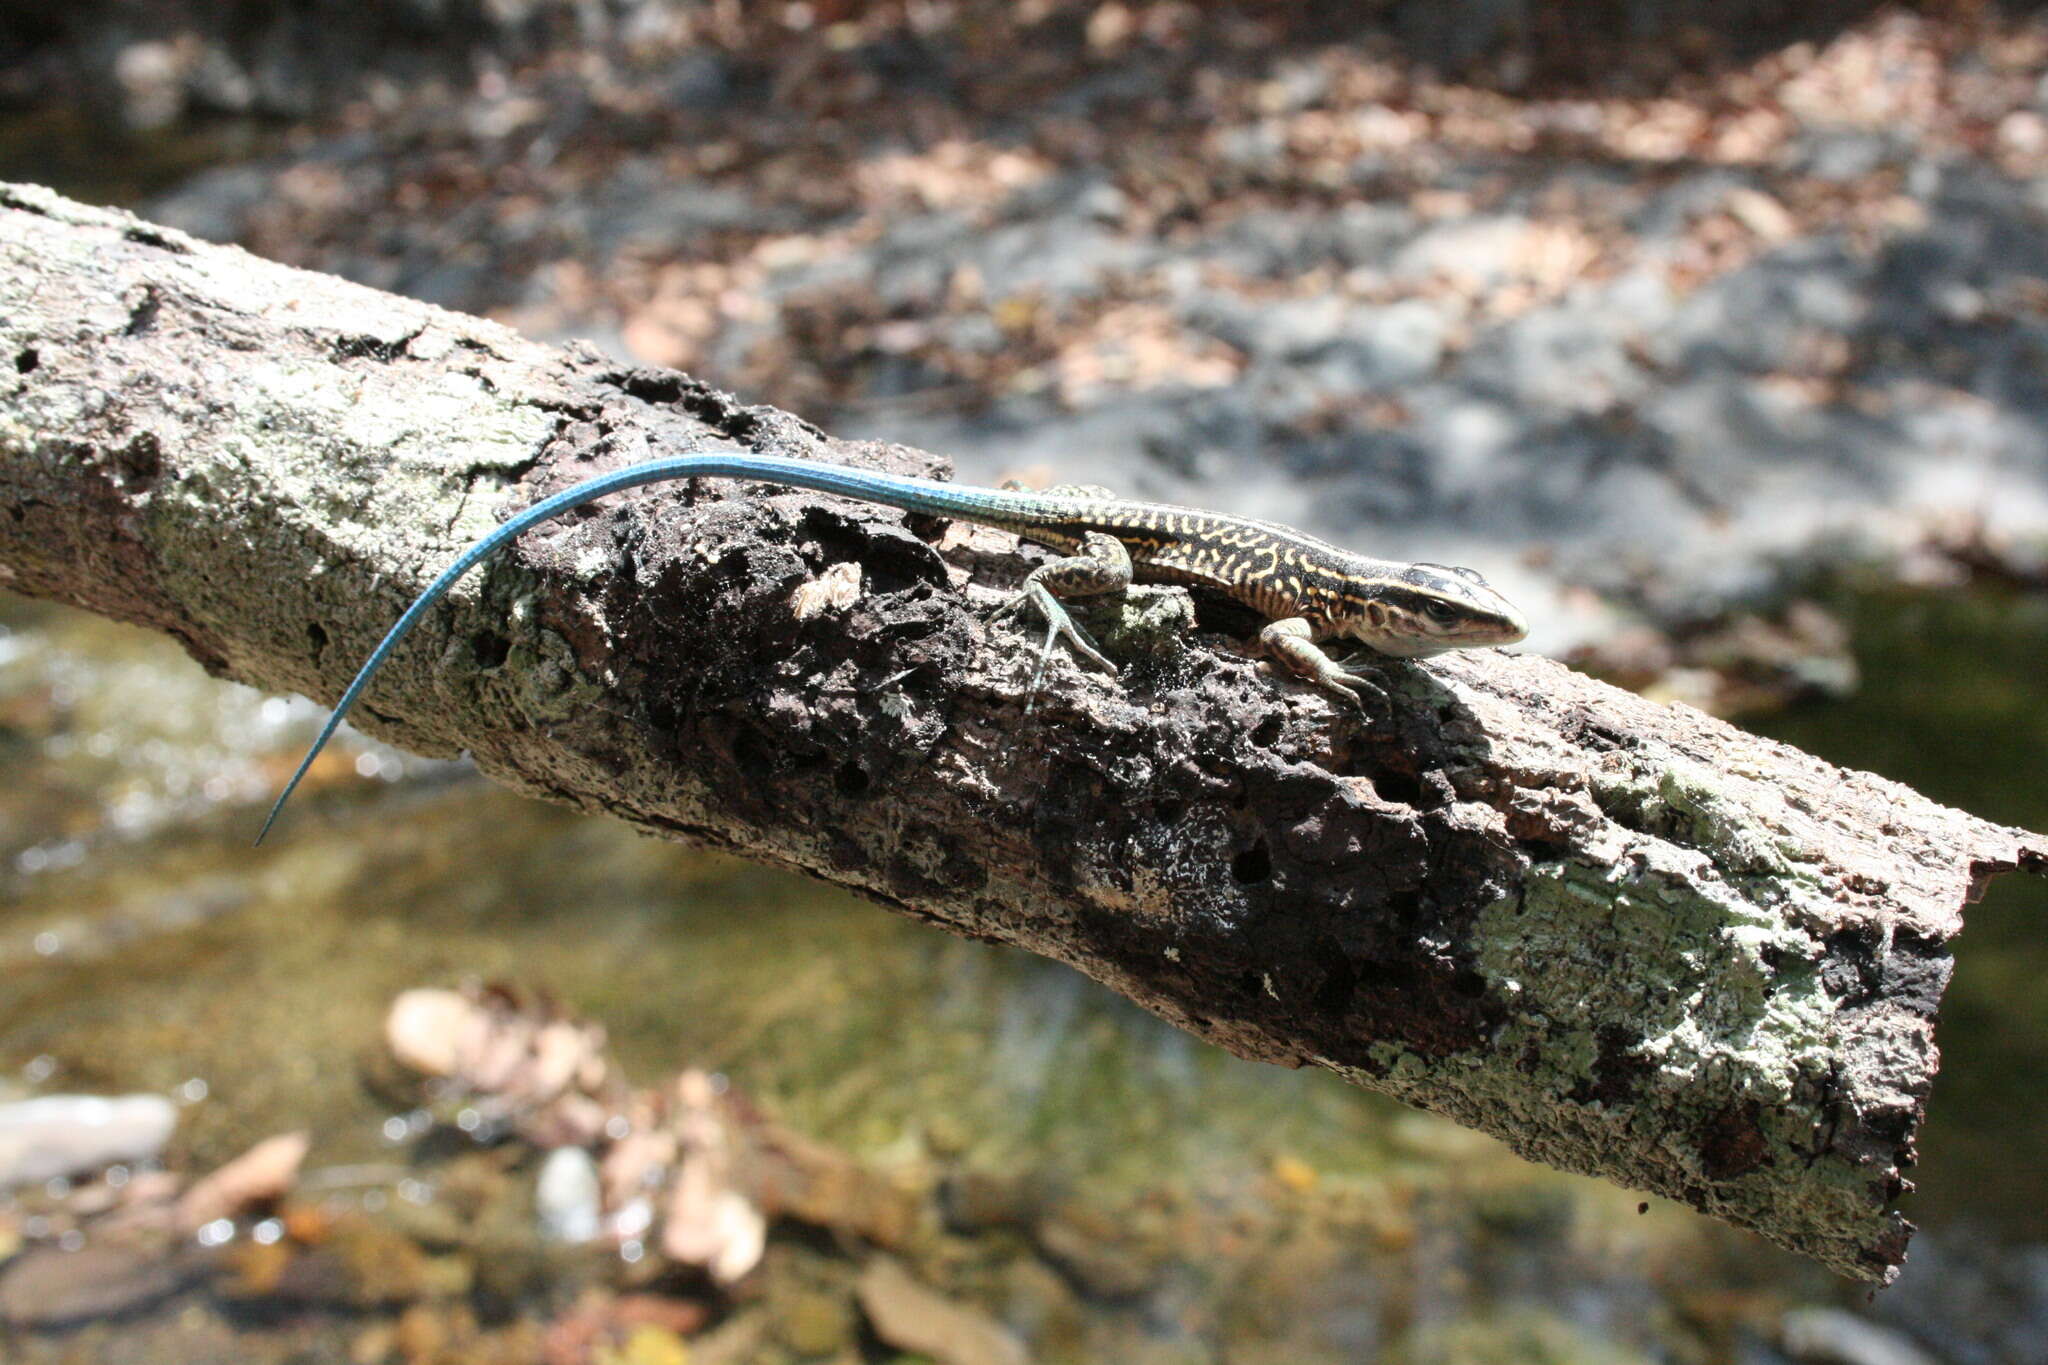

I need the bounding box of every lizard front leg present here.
[1258,617,1385,711]
[989,530,1131,707]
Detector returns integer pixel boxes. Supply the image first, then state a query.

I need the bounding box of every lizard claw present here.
[990,582,1115,673]
[1318,669,1386,713]
[989,582,1116,712]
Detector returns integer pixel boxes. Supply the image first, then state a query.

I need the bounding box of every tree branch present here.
[1,183,2037,1283]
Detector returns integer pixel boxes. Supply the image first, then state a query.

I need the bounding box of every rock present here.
[857,1256,1027,1365]
[385,988,484,1078]
[749,1120,923,1249]
[612,1323,691,1365]
[660,1071,765,1285]
[1781,1308,1940,1365]
[383,986,616,1146]
[535,1146,602,1245]
[1002,1257,1085,1357]
[541,1290,710,1365]
[1033,1201,1161,1301]
[661,1184,765,1286]
[614,1326,688,1365]
[610,1293,712,1335]
[393,1301,467,1362]
[262,1215,433,1308]
[175,1130,309,1233]
[1322,299,1449,389]
[0,1094,177,1189]
[682,1308,772,1365]
[778,1286,858,1357]
[222,1238,294,1297]
[0,1240,198,1326]
[942,1169,1042,1232]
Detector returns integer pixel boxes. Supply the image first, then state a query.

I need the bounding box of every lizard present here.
[256,450,1528,843]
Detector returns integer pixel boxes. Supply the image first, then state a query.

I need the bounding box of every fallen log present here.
[1,183,2037,1282]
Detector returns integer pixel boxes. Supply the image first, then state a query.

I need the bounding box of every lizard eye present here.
[1421,599,1461,624]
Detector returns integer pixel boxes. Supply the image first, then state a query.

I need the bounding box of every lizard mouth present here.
[1352,610,1527,658]
[1474,612,1530,648]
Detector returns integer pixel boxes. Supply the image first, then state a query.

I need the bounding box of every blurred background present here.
[3,2,2047,1361]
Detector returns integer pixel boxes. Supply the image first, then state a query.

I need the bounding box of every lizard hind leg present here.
[988,530,1131,710]
[1258,617,1387,711]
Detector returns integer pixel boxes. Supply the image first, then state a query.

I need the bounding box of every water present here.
[1748,579,2048,1247]
[1,575,2042,1362]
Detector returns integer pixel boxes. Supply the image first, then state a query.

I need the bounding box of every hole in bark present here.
[730,726,776,777]
[1451,968,1489,999]
[1356,957,1414,990]
[306,622,328,654]
[1314,959,1358,1014]
[333,331,413,362]
[1384,887,1423,922]
[124,286,162,336]
[1251,716,1283,746]
[1820,925,1885,1004]
[835,761,870,798]
[472,631,511,669]
[115,432,161,485]
[1230,841,1271,884]
[1155,800,1184,825]
[14,347,37,374]
[1369,767,1423,806]
[1697,1100,1769,1180]
[1235,970,1264,1000]
[1516,836,1572,863]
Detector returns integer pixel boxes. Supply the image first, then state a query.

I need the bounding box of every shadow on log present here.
[0,183,2038,1283]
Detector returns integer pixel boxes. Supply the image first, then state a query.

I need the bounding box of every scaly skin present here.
[257,451,1528,842]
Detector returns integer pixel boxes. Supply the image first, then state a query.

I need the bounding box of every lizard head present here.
[1336,561,1529,658]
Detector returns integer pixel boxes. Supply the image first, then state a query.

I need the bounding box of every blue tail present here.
[254,450,1001,844]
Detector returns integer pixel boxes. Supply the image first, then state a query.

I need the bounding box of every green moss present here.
[1075,584,1198,665]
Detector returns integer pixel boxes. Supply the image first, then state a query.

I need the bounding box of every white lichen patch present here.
[790,562,864,619]
[194,357,556,571]
[1387,748,1879,1264]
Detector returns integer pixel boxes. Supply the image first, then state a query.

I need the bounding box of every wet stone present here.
[1001,1255,1087,1359]
[0,1239,198,1326]
[0,1094,177,1189]
[1032,1200,1164,1302]
[856,1256,1027,1365]
[1781,1307,1940,1365]
[776,1286,857,1357]
[535,1145,602,1244]
[610,1323,692,1365]
[941,1169,1043,1232]
[261,1215,436,1308]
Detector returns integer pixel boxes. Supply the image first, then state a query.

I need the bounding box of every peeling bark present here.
[0,184,2038,1282]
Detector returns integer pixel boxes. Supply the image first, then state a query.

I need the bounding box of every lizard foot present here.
[1316,668,1387,713]
[1259,619,1388,716]
[989,581,1116,713]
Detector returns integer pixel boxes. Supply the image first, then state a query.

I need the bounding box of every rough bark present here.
[0,183,2037,1282]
